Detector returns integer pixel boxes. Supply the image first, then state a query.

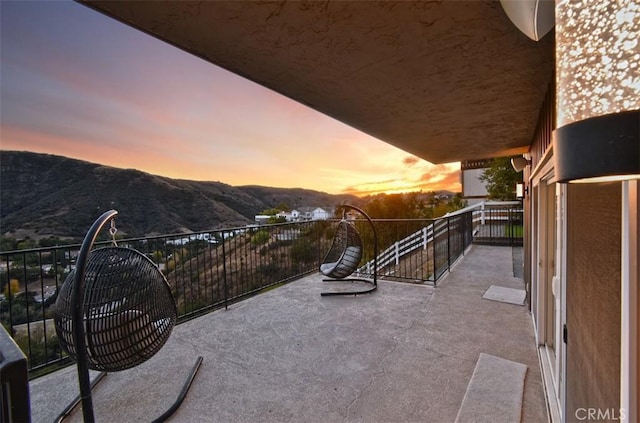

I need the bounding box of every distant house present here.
[294,207,333,221]
[256,207,333,223]
[254,214,271,224]
[311,207,332,220]
[165,233,217,245]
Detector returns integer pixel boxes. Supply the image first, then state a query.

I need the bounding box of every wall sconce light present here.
[554,110,640,183]
[500,0,555,41]
[516,182,528,199]
[511,156,531,172]
[555,1,639,184]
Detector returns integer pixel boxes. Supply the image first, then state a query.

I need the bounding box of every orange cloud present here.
[419,164,450,182]
[417,164,460,191]
[340,162,461,196]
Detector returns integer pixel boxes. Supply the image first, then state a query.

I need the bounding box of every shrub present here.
[291,239,313,264]
[251,230,270,246]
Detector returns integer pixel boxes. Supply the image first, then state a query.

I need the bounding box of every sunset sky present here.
[0,1,460,196]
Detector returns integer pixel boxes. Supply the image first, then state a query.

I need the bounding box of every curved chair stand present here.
[53,210,202,423]
[320,204,378,296]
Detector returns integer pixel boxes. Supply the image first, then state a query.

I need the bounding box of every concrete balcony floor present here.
[30,245,548,423]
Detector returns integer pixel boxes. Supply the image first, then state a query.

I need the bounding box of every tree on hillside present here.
[260,208,280,216]
[0,237,18,251]
[363,193,424,219]
[479,157,523,200]
[3,279,20,299]
[258,207,286,223]
[275,203,290,212]
[268,216,287,224]
[447,193,466,211]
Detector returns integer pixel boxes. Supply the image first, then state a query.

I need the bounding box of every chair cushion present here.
[320,262,338,275]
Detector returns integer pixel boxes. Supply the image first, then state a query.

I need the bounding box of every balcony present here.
[2,203,541,422]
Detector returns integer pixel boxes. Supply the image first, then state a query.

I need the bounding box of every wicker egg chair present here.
[319,205,377,296]
[53,210,202,423]
[55,246,177,372]
[320,219,363,279]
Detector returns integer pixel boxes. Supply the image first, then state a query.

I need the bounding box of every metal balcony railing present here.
[356,213,472,284]
[0,204,522,378]
[0,220,333,378]
[357,201,522,283]
[470,201,524,246]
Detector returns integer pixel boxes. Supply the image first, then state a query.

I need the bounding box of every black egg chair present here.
[320,204,377,296]
[54,210,202,423]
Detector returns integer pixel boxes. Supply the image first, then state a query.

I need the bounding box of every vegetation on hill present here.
[0,151,357,243]
[362,191,465,220]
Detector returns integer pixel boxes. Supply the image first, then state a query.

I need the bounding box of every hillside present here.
[0,151,357,240]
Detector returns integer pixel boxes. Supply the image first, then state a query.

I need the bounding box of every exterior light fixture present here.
[516,182,527,199]
[511,156,531,172]
[554,1,640,184]
[555,110,640,183]
[500,0,555,41]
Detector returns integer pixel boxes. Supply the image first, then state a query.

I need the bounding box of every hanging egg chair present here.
[320,219,363,279]
[53,210,201,423]
[55,246,176,372]
[319,204,378,296]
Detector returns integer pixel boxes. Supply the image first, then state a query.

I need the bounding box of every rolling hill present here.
[0,151,358,240]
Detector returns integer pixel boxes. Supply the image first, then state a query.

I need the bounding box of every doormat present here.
[455,353,527,423]
[482,285,525,306]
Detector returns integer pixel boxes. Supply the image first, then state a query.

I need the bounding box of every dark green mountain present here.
[0,151,357,240]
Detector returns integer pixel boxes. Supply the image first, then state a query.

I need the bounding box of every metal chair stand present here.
[320,205,378,296]
[53,210,202,422]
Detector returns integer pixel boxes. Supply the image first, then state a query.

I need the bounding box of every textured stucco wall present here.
[566,182,621,419]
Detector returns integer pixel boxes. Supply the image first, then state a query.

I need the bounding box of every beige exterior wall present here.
[565,182,621,420]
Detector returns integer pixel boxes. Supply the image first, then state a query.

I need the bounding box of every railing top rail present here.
[0,221,326,255]
[442,200,523,219]
[1,213,478,255]
[1,241,91,255]
[368,218,435,223]
[484,200,522,206]
[443,203,484,217]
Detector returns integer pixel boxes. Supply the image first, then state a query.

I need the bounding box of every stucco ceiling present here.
[82,1,554,164]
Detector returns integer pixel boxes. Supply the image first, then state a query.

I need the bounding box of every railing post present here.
[508,208,513,246]
[317,221,321,270]
[422,227,427,250]
[5,257,14,338]
[394,241,400,266]
[432,224,437,286]
[467,211,473,247]
[461,214,466,255]
[221,232,228,310]
[447,217,451,271]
